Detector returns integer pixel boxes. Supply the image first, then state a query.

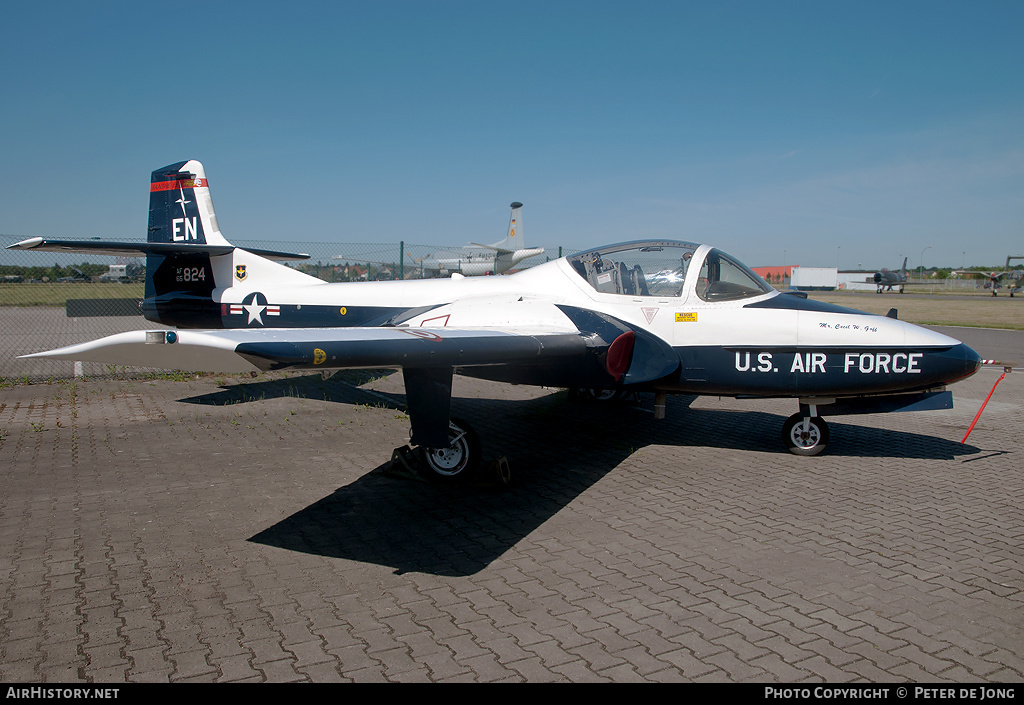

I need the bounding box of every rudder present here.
[148,160,231,247]
[144,160,227,326]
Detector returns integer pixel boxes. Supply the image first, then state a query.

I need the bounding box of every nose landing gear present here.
[782,413,830,456]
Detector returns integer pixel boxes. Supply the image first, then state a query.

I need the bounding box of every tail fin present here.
[143,160,315,327]
[468,201,544,272]
[505,201,524,248]
[143,160,231,326]
[471,201,525,253]
[6,159,311,328]
[148,160,231,246]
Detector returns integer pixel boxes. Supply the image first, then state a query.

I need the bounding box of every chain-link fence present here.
[0,234,568,381]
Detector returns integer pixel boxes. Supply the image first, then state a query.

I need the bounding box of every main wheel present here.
[782,413,830,456]
[419,419,480,481]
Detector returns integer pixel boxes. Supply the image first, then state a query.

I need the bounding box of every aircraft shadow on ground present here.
[197,372,985,577]
[178,370,981,462]
[177,369,401,407]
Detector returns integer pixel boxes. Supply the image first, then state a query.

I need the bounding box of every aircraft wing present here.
[21,306,681,383]
[951,269,1009,278]
[19,326,590,374]
[20,310,681,449]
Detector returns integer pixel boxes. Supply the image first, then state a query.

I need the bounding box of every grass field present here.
[0,282,143,306]
[810,291,1024,330]
[1,282,1021,330]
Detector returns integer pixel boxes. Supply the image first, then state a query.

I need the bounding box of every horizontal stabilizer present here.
[6,237,310,261]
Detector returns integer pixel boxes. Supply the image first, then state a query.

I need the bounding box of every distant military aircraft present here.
[873,258,909,293]
[57,266,91,283]
[336,202,545,278]
[954,257,1024,297]
[458,201,545,274]
[9,160,984,479]
[417,200,544,276]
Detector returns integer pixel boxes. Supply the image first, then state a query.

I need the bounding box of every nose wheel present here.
[571,387,631,402]
[782,413,830,456]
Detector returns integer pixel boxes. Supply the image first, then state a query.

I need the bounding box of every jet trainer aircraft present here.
[873,257,909,293]
[9,160,983,478]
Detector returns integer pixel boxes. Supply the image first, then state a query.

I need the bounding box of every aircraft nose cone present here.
[951,342,983,382]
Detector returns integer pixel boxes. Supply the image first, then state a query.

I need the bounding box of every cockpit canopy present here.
[567,241,773,302]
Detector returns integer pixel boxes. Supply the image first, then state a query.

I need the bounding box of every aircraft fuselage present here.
[11,160,983,461]
[144,243,979,401]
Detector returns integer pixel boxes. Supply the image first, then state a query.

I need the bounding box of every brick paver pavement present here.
[0,365,1020,682]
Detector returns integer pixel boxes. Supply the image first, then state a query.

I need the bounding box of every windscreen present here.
[695,249,774,301]
[568,242,698,297]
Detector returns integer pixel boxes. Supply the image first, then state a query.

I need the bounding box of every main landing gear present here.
[418,419,481,481]
[782,413,830,456]
[388,417,500,484]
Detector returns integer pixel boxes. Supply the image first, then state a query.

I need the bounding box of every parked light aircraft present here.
[954,257,1024,297]
[9,160,983,478]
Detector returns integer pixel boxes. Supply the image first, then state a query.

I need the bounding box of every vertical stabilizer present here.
[469,201,544,272]
[144,160,228,326]
[505,201,524,249]
[148,160,231,246]
[473,202,529,253]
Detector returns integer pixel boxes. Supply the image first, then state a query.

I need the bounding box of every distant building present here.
[751,266,920,292]
[789,267,838,291]
[837,270,880,291]
[752,265,839,290]
[751,266,794,286]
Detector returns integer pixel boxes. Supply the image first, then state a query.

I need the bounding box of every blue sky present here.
[1,1,1021,269]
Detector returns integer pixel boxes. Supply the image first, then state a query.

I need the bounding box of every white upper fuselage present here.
[202,240,979,398]
[215,243,960,352]
[20,238,980,400]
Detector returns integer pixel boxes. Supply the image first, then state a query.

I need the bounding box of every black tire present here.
[419,419,480,481]
[576,387,629,402]
[782,413,830,456]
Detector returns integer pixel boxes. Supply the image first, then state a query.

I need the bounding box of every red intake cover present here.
[606,331,635,382]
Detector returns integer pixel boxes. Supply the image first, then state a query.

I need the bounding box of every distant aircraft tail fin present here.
[900,257,908,276]
[471,202,525,253]
[505,201,524,248]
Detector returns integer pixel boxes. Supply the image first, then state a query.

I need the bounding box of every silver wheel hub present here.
[791,423,820,448]
[427,446,465,471]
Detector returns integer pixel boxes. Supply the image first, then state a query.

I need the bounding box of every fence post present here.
[400,241,405,281]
